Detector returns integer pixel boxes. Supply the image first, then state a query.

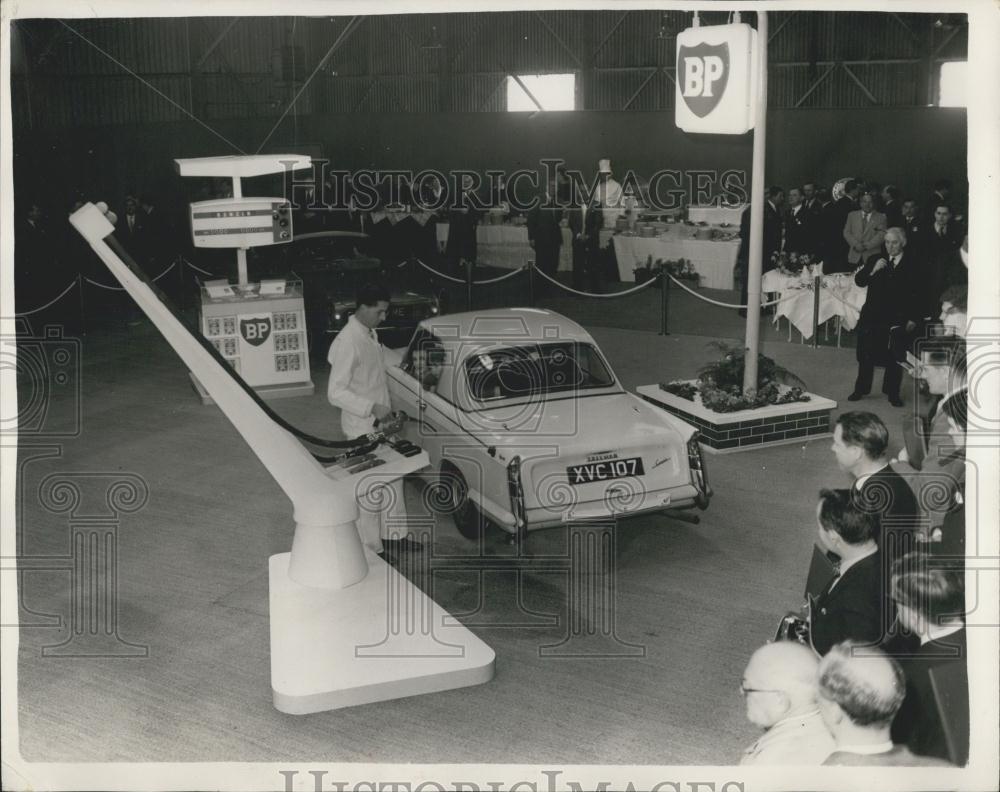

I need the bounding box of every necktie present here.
[938,227,944,238]
[128,215,134,232]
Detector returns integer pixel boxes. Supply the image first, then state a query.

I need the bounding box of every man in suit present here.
[119,194,148,263]
[889,553,968,764]
[922,179,952,226]
[567,194,604,294]
[880,185,903,230]
[896,340,967,536]
[736,186,783,315]
[920,203,963,319]
[809,489,885,656]
[849,228,921,406]
[785,186,818,256]
[901,199,922,244]
[843,192,887,268]
[824,179,860,273]
[802,182,821,215]
[526,176,565,297]
[739,641,835,765]
[831,411,920,543]
[819,641,953,766]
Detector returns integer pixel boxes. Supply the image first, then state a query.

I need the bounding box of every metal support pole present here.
[743,11,768,394]
[812,274,821,349]
[527,258,535,306]
[465,258,473,311]
[660,266,670,336]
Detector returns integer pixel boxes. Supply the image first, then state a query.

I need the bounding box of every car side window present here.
[403,329,448,396]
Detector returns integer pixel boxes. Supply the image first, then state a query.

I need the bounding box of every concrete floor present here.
[12,306,921,766]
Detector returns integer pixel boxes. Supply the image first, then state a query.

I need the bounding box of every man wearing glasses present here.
[739,642,835,765]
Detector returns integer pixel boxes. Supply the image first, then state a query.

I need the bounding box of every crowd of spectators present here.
[739,287,971,767]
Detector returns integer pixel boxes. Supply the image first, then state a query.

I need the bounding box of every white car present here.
[386,308,711,538]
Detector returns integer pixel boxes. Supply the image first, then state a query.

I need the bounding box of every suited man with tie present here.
[527,175,565,297]
[825,179,860,272]
[119,194,147,263]
[809,488,885,656]
[880,185,903,230]
[843,193,887,268]
[737,186,784,315]
[889,554,968,765]
[849,228,921,406]
[785,186,819,256]
[830,411,920,547]
[802,182,821,215]
[920,203,963,319]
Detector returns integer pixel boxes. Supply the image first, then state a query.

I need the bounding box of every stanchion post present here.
[812,274,821,349]
[660,265,670,336]
[527,259,535,306]
[465,258,473,312]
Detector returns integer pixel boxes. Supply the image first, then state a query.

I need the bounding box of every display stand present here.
[192,279,313,405]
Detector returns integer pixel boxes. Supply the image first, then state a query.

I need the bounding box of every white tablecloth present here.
[611,226,741,290]
[686,204,745,225]
[436,223,572,271]
[762,270,867,340]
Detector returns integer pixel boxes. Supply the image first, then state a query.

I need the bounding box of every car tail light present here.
[507,455,527,537]
[687,434,709,498]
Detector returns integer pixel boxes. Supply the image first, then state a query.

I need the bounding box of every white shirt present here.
[326,315,389,439]
[832,740,893,755]
[852,463,888,490]
[740,709,836,766]
[921,621,964,646]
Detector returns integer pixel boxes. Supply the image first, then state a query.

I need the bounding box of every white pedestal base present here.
[269,552,495,714]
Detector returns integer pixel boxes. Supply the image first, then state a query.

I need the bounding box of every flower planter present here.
[636,382,837,454]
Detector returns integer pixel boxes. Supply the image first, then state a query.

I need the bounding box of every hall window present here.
[937,61,966,107]
[506,73,576,112]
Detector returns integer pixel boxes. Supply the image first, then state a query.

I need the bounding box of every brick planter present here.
[636,383,837,453]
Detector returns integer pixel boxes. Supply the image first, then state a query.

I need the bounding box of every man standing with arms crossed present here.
[327,283,418,557]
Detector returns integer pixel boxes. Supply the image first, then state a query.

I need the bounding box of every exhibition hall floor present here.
[14,312,901,764]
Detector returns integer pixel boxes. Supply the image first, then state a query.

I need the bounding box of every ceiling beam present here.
[195,18,240,69]
[533,12,583,69]
[842,63,879,104]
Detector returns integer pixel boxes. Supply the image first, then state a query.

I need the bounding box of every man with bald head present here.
[739,642,836,765]
[818,641,952,765]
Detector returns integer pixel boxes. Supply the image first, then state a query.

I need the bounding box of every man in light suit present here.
[843,193,887,268]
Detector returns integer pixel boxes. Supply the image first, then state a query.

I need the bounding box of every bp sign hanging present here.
[676,23,758,134]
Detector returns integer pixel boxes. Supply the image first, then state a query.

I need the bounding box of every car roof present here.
[418,308,595,349]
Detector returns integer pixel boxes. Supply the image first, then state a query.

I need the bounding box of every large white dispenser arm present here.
[69,203,495,713]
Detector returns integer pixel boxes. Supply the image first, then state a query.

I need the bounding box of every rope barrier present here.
[186,261,217,277]
[470,265,527,284]
[532,265,660,298]
[414,258,468,284]
[83,262,177,291]
[666,273,804,309]
[14,278,80,316]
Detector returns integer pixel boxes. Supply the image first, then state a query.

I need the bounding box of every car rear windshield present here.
[465,342,615,401]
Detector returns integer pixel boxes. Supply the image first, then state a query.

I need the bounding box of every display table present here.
[436,222,573,271]
[611,225,741,290]
[762,269,867,340]
[686,204,746,226]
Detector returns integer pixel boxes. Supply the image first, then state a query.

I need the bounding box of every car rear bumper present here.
[488,482,705,533]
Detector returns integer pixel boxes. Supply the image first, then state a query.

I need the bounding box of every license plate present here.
[567,457,645,485]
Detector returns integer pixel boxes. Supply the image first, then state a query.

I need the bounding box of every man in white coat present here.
[327,283,415,556]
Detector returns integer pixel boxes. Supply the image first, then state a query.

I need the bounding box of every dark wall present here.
[13,107,967,216]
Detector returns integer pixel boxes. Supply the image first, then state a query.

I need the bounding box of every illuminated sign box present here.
[190,198,293,249]
[675,23,758,135]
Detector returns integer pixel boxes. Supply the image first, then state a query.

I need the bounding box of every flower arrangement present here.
[771,251,818,276]
[633,256,700,286]
[659,342,810,413]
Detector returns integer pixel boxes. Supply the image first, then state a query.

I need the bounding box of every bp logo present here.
[678,42,730,117]
[240,316,271,346]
